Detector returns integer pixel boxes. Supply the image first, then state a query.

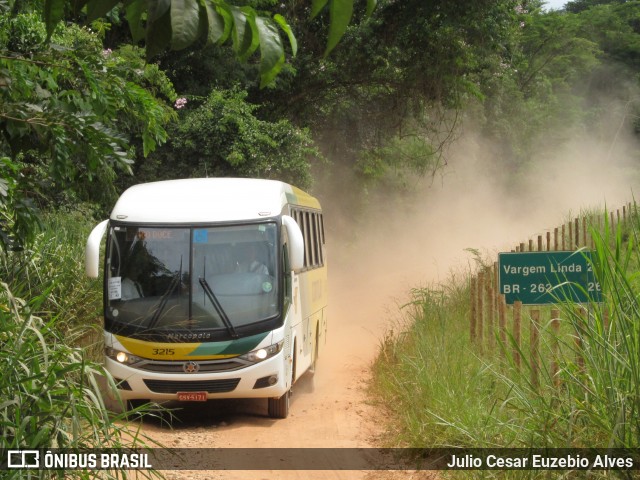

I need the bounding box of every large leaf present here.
[229,6,255,58]
[311,0,329,19]
[240,8,260,61]
[86,0,120,22]
[273,14,297,56]
[255,16,285,87]
[170,0,201,50]
[125,1,146,43]
[43,0,66,39]
[204,2,227,44]
[365,0,376,16]
[146,8,172,58]
[148,0,171,22]
[325,0,353,56]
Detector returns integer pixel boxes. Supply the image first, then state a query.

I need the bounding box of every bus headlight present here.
[240,341,284,363]
[105,347,144,366]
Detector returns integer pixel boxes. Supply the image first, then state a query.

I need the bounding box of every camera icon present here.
[7,450,40,468]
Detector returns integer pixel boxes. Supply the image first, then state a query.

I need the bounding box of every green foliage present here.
[356,132,440,185]
[574,211,640,447]
[134,88,318,189]
[515,11,601,96]
[0,212,162,478]
[478,8,602,163]
[565,0,624,14]
[0,210,102,327]
[372,280,502,449]
[0,157,41,249]
[254,0,522,187]
[470,1,640,170]
[0,287,162,479]
[576,1,640,69]
[42,0,376,87]
[0,11,176,250]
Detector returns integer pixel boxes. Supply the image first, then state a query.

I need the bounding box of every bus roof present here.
[111,178,320,223]
[110,178,320,224]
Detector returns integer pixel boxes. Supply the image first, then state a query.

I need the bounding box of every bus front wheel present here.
[268,346,295,419]
[268,389,290,419]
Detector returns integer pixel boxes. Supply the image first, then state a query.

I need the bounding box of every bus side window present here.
[303,211,311,268]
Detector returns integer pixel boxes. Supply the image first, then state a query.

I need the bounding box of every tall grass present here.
[562,211,640,448]
[372,208,640,476]
[373,276,520,449]
[0,210,163,479]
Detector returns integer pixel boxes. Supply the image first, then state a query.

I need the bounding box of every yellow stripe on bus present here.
[290,186,321,209]
[115,336,239,361]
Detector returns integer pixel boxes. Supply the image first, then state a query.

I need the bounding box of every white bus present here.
[85,178,327,418]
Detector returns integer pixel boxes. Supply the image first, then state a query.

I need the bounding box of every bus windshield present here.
[105,223,279,338]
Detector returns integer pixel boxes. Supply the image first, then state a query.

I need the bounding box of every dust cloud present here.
[315,117,639,364]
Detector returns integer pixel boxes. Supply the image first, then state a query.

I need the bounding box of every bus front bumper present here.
[105,351,289,402]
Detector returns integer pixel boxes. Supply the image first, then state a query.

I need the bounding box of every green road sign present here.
[498,251,601,305]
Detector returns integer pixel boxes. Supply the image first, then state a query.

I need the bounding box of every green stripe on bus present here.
[188,332,269,356]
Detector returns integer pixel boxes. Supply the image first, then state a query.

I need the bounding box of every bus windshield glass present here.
[106,223,279,337]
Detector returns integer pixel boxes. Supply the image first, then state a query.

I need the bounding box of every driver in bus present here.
[235,243,269,275]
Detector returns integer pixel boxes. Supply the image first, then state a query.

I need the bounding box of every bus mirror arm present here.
[282,215,304,271]
[86,220,109,278]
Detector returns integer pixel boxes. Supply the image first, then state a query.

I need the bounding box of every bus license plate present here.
[177,392,207,402]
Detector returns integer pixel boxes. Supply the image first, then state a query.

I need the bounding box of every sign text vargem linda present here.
[498,251,601,305]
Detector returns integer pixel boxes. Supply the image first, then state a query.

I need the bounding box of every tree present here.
[3,0,376,250]
[473,4,603,164]
[250,0,523,184]
[565,0,624,14]
[130,88,318,189]
[42,0,376,87]
[575,1,640,69]
[0,9,176,249]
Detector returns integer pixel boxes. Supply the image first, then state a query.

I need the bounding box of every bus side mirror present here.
[282,215,304,271]
[86,220,109,278]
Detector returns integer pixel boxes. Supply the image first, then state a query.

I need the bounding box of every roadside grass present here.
[372,208,640,478]
[0,209,164,479]
[0,208,103,334]
[373,277,520,449]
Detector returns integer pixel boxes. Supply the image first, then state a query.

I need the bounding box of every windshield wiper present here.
[199,277,238,339]
[147,256,182,329]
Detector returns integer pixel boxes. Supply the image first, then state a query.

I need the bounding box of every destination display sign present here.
[498,251,601,305]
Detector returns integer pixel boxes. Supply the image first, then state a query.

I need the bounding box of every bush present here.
[134,88,319,189]
[0,283,162,479]
[0,211,163,479]
[0,209,102,332]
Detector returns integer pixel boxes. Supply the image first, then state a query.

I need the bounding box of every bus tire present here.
[268,389,290,419]
[268,345,295,419]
